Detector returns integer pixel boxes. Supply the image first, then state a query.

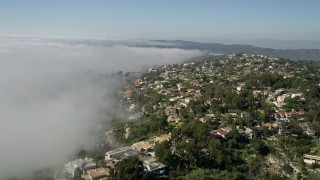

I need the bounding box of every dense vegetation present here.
[115,54,320,179]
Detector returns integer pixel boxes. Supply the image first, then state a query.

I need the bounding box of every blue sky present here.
[1,0,320,41]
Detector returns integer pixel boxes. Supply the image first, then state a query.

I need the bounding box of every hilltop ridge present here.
[138,40,320,61]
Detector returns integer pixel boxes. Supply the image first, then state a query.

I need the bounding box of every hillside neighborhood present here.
[56,54,320,180]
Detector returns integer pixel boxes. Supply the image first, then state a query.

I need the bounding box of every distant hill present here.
[206,39,320,50]
[141,40,320,61]
[4,36,319,61]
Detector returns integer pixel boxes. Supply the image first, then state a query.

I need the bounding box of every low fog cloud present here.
[0,36,203,178]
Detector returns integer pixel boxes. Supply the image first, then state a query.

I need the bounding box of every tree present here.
[154,140,173,165]
[112,156,144,180]
[193,123,210,148]
[173,137,198,167]
[184,168,211,180]
[207,139,224,168]
[150,114,168,133]
[252,139,270,156]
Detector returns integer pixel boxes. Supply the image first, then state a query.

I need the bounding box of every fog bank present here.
[0,36,203,178]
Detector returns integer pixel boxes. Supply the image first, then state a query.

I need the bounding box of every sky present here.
[1,0,320,42]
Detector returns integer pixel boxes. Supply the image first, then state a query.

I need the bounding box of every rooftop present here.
[155,133,171,143]
[106,146,133,155]
[87,168,110,179]
[132,141,154,150]
[304,154,320,161]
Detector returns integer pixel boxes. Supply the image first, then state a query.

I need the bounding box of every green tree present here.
[112,156,144,180]
[207,139,224,168]
[150,114,168,133]
[193,123,210,148]
[154,140,173,165]
[252,139,270,156]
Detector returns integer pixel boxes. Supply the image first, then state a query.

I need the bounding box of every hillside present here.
[113,53,320,179]
[143,40,320,61]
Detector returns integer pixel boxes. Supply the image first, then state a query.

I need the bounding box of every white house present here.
[304,154,320,164]
[105,146,135,161]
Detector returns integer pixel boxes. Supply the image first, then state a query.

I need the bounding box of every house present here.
[139,157,166,177]
[211,127,232,139]
[155,84,163,90]
[291,93,303,98]
[81,163,97,173]
[273,111,291,121]
[176,83,184,90]
[180,93,189,98]
[83,168,110,180]
[267,94,275,102]
[263,122,278,131]
[241,112,251,119]
[64,158,94,178]
[199,113,218,123]
[179,102,188,108]
[303,154,320,164]
[305,129,316,137]
[199,116,211,123]
[185,137,195,143]
[296,109,306,115]
[253,90,263,97]
[132,141,154,152]
[273,101,286,108]
[165,106,178,116]
[236,86,242,92]
[105,160,117,169]
[169,97,180,102]
[237,126,253,139]
[191,80,199,86]
[229,112,238,119]
[196,83,205,87]
[155,133,171,143]
[158,89,166,94]
[135,79,143,86]
[217,129,231,139]
[187,89,196,93]
[278,126,290,136]
[105,146,135,161]
[236,84,245,92]
[174,103,183,110]
[228,109,237,113]
[184,97,192,103]
[129,104,135,111]
[128,85,136,90]
[275,89,284,95]
[123,90,132,98]
[277,94,288,103]
[167,115,181,123]
[299,123,316,137]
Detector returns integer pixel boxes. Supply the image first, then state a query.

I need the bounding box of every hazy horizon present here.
[3,34,320,50]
